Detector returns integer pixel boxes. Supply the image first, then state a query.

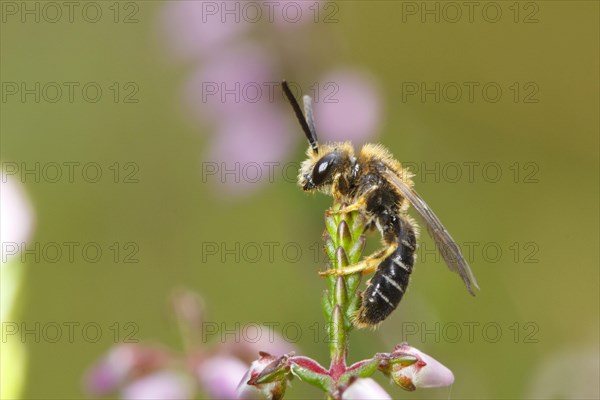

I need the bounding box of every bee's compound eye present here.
[312,152,338,186]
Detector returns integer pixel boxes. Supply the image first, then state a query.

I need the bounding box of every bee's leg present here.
[364,220,377,233]
[330,173,345,202]
[327,185,379,215]
[319,242,398,277]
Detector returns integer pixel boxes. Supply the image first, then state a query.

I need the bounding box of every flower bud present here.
[389,344,454,391]
[237,352,292,400]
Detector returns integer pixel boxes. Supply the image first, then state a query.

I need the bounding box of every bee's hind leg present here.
[319,242,398,277]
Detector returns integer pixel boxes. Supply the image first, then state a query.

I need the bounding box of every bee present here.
[282,81,479,328]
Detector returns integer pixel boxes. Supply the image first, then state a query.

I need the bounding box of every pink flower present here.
[389,344,454,391]
[85,289,300,399]
[203,105,294,195]
[219,324,297,365]
[160,1,249,62]
[342,378,391,400]
[84,344,170,396]
[158,0,383,198]
[121,371,194,400]
[200,323,297,399]
[1,173,35,263]
[183,43,278,125]
[196,355,249,399]
[314,69,382,143]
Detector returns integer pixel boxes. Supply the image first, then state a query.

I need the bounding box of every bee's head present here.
[281,81,354,193]
[298,143,353,192]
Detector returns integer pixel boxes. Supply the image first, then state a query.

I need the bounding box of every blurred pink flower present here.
[86,333,296,399]
[84,344,170,396]
[184,43,278,125]
[197,355,249,399]
[121,371,194,400]
[160,1,249,62]
[85,290,299,399]
[342,378,391,400]
[159,2,382,197]
[314,70,382,143]
[85,360,122,396]
[1,173,35,400]
[1,173,35,262]
[204,106,294,194]
[219,323,297,365]
[390,344,454,391]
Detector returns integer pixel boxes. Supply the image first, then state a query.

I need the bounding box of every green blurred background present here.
[1,1,598,399]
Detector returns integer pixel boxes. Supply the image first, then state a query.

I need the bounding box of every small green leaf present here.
[347,236,366,264]
[322,290,333,319]
[323,235,336,264]
[338,357,381,385]
[335,246,349,269]
[290,360,333,392]
[334,276,347,307]
[337,220,352,250]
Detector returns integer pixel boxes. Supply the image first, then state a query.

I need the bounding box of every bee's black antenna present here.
[282,80,319,154]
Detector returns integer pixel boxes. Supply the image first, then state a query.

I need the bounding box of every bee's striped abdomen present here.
[354,216,417,327]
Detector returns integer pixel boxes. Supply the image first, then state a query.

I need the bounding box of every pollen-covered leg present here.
[319,243,398,277]
[318,260,376,277]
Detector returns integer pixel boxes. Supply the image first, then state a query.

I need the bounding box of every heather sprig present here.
[240,202,454,399]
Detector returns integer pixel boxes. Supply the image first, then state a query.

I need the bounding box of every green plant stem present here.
[323,202,367,394]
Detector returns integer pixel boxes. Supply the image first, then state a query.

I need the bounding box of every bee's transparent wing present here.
[383,170,479,295]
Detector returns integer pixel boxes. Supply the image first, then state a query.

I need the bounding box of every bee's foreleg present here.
[330,173,346,201]
[327,185,379,215]
[319,242,398,277]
